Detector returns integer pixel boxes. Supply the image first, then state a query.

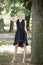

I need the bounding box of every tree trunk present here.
[9,20,14,32]
[23,1,32,31]
[25,16,30,30]
[0,19,4,32]
[25,2,32,31]
[31,0,43,64]
[0,7,3,15]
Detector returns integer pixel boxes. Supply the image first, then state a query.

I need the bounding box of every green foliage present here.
[11,5,31,16]
[20,0,31,3]
[0,0,4,3]
[20,8,31,16]
[0,0,31,17]
[0,40,11,45]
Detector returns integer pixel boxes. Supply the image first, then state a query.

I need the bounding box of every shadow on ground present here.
[0,51,32,65]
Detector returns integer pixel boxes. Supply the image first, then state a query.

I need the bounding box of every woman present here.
[11,11,28,63]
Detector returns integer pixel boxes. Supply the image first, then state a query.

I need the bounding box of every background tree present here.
[0,0,32,32]
[0,0,4,32]
[20,0,32,30]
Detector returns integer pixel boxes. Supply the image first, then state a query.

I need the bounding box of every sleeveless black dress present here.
[13,19,28,47]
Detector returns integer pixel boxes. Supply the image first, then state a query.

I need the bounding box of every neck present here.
[19,19,22,22]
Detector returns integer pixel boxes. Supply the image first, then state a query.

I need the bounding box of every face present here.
[18,12,24,20]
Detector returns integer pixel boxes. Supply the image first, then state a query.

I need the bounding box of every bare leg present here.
[11,44,19,63]
[22,43,26,63]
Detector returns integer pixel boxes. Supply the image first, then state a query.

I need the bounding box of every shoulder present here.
[22,19,27,25]
[22,19,26,22]
[22,19,25,21]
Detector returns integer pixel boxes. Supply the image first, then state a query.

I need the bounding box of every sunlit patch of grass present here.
[0,51,12,56]
[0,40,11,46]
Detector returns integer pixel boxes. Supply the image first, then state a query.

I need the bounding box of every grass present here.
[0,51,31,65]
[0,40,11,45]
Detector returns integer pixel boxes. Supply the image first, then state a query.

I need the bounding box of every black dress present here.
[13,19,28,47]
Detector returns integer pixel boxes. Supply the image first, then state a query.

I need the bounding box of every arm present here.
[10,16,18,22]
[25,20,28,38]
[25,20,28,34]
[10,17,15,22]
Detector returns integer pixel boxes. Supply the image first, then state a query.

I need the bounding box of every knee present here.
[15,44,19,49]
[23,43,26,48]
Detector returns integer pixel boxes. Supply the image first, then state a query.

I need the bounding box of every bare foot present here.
[11,59,17,64]
[10,61,14,65]
[22,59,25,63]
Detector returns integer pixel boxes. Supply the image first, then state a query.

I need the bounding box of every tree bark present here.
[31,0,43,64]
[9,20,14,32]
[25,16,30,30]
[0,19,4,32]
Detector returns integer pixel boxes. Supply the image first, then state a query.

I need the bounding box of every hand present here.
[11,17,15,22]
